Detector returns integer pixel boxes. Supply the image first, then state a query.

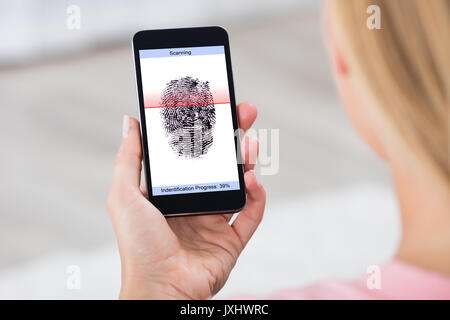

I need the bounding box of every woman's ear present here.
[334,47,348,76]
[322,1,388,162]
[321,1,348,76]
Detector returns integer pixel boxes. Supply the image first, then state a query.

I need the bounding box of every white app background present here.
[140,53,239,187]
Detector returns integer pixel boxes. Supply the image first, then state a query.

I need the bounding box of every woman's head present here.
[323,0,449,189]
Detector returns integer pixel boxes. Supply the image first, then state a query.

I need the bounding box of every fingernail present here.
[122,115,130,139]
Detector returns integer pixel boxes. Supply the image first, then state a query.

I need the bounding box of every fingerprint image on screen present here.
[160,76,216,159]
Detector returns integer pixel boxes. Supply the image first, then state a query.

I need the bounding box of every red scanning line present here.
[144,101,230,109]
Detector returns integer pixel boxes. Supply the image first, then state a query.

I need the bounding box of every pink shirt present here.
[231,260,450,300]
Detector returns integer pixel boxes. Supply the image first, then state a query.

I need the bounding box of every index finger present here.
[237,102,257,133]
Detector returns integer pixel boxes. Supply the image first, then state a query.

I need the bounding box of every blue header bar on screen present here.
[139,46,224,59]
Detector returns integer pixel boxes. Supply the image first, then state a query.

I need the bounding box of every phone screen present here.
[138,46,240,196]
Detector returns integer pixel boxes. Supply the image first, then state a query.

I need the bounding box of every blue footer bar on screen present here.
[152,181,240,196]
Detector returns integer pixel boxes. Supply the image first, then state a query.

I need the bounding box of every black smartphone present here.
[132,26,246,217]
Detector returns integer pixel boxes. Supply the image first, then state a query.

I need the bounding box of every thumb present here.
[112,115,143,190]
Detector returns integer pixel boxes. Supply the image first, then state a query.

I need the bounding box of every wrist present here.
[119,274,194,300]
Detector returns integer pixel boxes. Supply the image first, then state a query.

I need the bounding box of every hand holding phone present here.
[106,102,265,299]
[132,27,247,216]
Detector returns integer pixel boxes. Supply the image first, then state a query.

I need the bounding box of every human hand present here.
[106,102,266,299]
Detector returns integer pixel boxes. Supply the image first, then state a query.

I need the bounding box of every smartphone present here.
[132,27,246,217]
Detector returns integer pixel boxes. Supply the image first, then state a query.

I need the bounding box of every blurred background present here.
[0,0,400,299]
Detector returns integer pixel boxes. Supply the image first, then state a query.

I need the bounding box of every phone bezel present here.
[132,26,246,216]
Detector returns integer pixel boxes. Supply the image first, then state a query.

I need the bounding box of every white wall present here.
[0,0,316,65]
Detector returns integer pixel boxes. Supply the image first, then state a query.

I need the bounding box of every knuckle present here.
[106,184,140,214]
[119,184,141,205]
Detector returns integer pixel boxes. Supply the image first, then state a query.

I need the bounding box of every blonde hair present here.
[328,0,449,186]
